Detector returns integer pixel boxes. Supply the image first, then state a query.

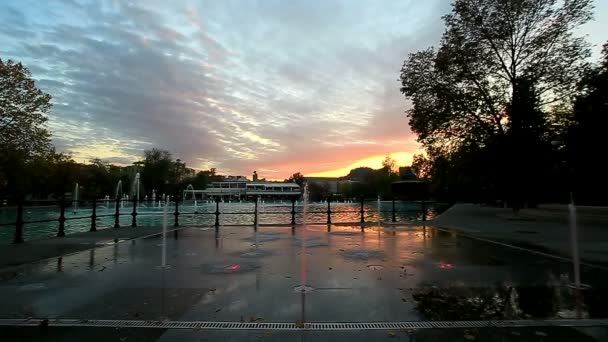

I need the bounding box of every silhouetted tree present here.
[286,172,305,187]
[567,42,608,204]
[0,59,53,199]
[400,0,593,204]
[141,148,172,197]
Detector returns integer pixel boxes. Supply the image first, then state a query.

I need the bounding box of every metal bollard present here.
[90,197,97,232]
[360,197,365,224]
[13,201,24,243]
[214,197,220,227]
[326,198,331,225]
[174,196,180,227]
[58,199,66,237]
[421,200,427,221]
[131,197,138,227]
[291,197,296,225]
[254,196,259,228]
[114,197,120,228]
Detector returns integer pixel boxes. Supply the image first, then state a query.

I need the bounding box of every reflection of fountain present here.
[294,184,313,294]
[568,194,582,318]
[160,196,170,268]
[377,195,381,226]
[73,182,79,212]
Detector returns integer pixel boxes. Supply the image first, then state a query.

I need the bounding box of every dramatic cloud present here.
[1,0,606,178]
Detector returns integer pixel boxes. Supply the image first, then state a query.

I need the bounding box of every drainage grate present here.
[0,319,607,331]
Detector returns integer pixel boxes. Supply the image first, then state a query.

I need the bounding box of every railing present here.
[0,197,435,244]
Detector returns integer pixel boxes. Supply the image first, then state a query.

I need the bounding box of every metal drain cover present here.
[1,318,607,331]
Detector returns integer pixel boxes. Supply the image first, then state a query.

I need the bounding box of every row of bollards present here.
[11,197,427,243]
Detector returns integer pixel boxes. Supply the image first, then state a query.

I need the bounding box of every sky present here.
[1,0,607,180]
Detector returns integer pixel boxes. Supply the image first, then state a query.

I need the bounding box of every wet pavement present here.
[0,224,607,341]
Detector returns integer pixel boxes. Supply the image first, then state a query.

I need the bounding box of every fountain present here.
[115,180,123,201]
[132,173,140,203]
[160,196,170,268]
[73,182,79,213]
[185,184,197,212]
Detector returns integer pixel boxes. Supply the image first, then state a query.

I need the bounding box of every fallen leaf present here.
[464,333,476,341]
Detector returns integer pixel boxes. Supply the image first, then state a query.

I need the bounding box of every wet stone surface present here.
[0,224,607,341]
[341,249,386,260]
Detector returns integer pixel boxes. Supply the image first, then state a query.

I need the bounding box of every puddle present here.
[240,249,272,258]
[329,231,359,236]
[341,249,386,260]
[293,285,315,293]
[18,283,47,291]
[292,236,325,247]
[205,262,260,274]
[245,235,281,242]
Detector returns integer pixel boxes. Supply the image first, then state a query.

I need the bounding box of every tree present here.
[567,42,608,204]
[286,172,305,187]
[381,155,397,174]
[140,148,173,197]
[0,59,53,159]
[191,169,222,190]
[0,59,54,199]
[400,0,593,204]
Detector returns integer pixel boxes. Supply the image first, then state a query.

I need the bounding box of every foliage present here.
[567,43,608,204]
[285,172,305,187]
[0,59,54,199]
[400,0,593,203]
[0,59,53,159]
[190,168,222,191]
[306,181,331,202]
[140,148,173,196]
[381,155,397,174]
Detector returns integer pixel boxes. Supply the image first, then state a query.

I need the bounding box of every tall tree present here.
[400,0,593,203]
[567,43,608,204]
[140,148,173,196]
[0,59,53,199]
[381,155,397,174]
[0,59,53,158]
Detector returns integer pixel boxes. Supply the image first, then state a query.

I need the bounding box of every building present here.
[184,172,301,200]
[398,166,418,180]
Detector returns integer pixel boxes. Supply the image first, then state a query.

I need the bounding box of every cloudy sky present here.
[1,0,607,179]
